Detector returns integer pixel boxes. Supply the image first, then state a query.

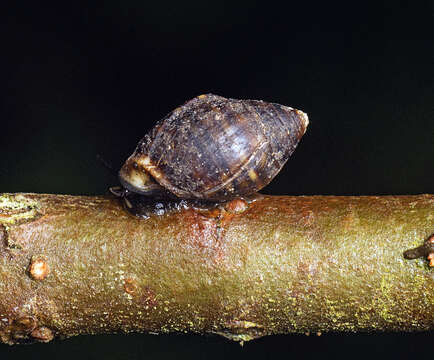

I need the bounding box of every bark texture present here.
[0,193,432,345]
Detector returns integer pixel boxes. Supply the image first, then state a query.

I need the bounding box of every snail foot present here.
[403,234,434,267]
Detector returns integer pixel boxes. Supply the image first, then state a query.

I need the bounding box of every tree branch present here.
[0,193,432,345]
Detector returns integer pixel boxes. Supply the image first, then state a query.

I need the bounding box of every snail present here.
[112,93,309,217]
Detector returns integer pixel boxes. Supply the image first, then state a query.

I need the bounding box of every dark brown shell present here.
[125,94,308,200]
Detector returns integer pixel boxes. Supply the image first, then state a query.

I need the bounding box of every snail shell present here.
[119,93,309,201]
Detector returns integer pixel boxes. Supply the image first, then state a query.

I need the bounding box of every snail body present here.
[117,93,308,207]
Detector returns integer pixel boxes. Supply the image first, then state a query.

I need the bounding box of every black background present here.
[0,1,432,359]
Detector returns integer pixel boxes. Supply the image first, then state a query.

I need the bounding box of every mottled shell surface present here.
[123,94,308,200]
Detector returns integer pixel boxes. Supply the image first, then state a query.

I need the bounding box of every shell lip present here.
[118,174,150,195]
[118,171,174,198]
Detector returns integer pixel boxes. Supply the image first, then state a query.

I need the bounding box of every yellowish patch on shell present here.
[136,155,164,180]
[136,155,152,167]
[248,169,258,181]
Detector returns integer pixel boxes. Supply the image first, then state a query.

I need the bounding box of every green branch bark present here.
[0,193,432,345]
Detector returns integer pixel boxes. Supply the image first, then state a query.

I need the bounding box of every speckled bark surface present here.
[0,193,432,345]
